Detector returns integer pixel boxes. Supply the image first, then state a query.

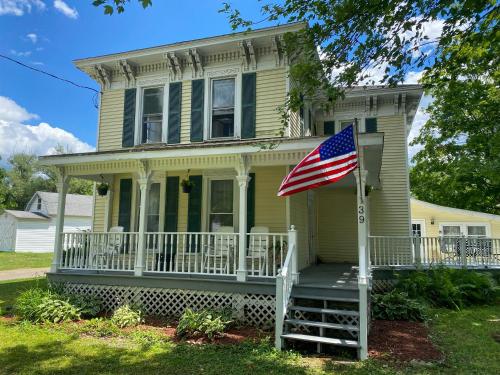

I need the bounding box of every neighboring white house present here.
[0,192,92,253]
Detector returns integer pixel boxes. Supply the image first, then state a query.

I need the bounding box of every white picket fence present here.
[370,236,500,268]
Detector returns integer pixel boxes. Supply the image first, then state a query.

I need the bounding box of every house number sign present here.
[358,205,365,224]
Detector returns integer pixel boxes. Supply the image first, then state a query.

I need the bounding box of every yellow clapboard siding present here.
[369,115,411,240]
[411,199,500,237]
[180,81,191,144]
[254,166,288,233]
[316,188,358,263]
[256,69,286,138]
[92,194,106,232]
[98,90,125,151]
[289,191,310,270]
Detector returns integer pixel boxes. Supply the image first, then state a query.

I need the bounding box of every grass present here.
[0,278,498,374]
[0,252,53,271]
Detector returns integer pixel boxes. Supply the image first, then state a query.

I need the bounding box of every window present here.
[209,180,233,231]
[142,87,163,143]
[324,121,335,135]
[36,197,42,210]
[467,225,486,237]
[442,225,461,237]
[211,78,235,138]
[365,118,377,133]
[412,223,422,237]
[147,183,161,232]
[340,120,354,132]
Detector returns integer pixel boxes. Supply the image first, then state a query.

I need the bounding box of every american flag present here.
[277,125,358,196]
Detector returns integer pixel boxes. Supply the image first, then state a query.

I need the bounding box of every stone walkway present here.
[0,268,49,281]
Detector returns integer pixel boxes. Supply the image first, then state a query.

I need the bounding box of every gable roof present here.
[3,210,48,220]
[27,192,93,217]
[411,198,500,221]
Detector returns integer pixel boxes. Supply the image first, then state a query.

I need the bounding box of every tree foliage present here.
[93,0,152,15]
[0,151,93,212]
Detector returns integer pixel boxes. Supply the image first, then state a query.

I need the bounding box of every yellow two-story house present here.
[40,23,441,359]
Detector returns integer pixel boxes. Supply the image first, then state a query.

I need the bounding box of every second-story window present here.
[211,78,235,138]
[142,87,163,143]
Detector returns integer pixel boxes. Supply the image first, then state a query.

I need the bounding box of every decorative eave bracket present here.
[365,95,378,115]
[118,60,137,87]
[185,48,204,79]
[94,64,112,90]
[239,40,257,71]
[271,35,285,67]
[165,52,183,81]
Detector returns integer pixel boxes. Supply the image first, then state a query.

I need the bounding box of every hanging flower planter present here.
[181,179,194,194]
[97,182,109,196]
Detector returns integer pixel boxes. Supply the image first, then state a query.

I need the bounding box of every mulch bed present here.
[369,320,443,363]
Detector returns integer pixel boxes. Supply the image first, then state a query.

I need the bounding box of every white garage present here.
[0,192,92,253]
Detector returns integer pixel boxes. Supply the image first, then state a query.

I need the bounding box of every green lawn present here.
[0,252,53,271]
[0,278,48,314]
[0,278,498,375]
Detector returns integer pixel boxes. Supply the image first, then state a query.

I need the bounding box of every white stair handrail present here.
[275,241,296,349]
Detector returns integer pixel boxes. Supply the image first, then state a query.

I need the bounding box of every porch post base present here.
[236,269,247,282]
[50,263,58,273]
[292,272,300,284]
[134,266,144,277]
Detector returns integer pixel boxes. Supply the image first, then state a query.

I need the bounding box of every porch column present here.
[236,174,250,281]
[104,181,114,232]
[288,225,299,283]
[235,154,251,282]
[354,168,369,360]
[135,162,151,276]
[51,170,70,273]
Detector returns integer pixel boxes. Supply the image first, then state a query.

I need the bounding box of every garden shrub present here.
[35,297,81,323]
[372,290,427,321]
[396,268,498,309]
[66,294,102,318]
[176,308,232,340]
[15,288,52,321]
[111,305,143,328]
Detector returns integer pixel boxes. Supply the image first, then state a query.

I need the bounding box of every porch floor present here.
[298,263,358,290]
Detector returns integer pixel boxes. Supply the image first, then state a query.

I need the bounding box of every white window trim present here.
[411,219,426,237]
[134,83,168,146]
[202,170,239,233]
[204,72,242,141]
[321,116,367,136]
[438,222,491,237]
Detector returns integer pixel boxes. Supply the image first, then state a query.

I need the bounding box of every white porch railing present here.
[143,232,239,275]
[274,242,296,350]
[247,232,288,277]
[61,231,138,271]
[370,236,500,268]
[59,231,291,276]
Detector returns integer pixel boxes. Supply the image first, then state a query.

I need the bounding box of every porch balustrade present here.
[58,231,291,277]
[370,235,500,268]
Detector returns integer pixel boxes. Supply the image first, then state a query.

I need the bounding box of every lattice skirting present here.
[55,282,276,328]
[371,279,397,293]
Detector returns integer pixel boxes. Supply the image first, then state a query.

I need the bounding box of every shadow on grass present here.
[0,334,315,375]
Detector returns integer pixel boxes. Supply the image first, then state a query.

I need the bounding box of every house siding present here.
[98,89,125,151]
[289,190,310,270]
[369,115,410,237]
[92,194,106,232]
[255,68,287,138]
[316,188,358,263]
[253,166,287,233]
[180,81,192,144]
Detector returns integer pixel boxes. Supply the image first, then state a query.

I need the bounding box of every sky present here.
[0,0,436,164]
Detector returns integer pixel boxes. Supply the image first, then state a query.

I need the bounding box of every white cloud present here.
[10,49,32,57]
[26,32,38,43]
[0,96,94,161]
[408,94,433,160]
[53,0,77,19]
[404,70,424,84]
[0,0,45,16]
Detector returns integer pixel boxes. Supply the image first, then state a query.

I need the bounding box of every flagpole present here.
[354,118,364,204]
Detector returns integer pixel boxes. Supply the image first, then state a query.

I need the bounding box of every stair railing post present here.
[288,225,299,284]
[275,274,284,350]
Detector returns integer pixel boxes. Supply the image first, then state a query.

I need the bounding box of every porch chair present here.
[246,226,270,276]
[91,226,124,269]
[203,226,235,274]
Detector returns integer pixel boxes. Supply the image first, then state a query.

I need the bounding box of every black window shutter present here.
[241,73,256,139]
[117,178,133,232]
[168,82,182,144]
[324,121,335,135]
[164,176,179,232]
[190,79,204,142]
[122,89,136,147]
[246,173,255,234]
[365,118,377,133]
[187,175,202,252]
